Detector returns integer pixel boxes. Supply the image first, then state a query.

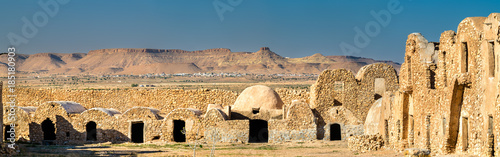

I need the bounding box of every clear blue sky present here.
[1,0,499,63]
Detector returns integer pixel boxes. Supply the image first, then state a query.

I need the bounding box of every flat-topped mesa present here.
[87,48,232,55]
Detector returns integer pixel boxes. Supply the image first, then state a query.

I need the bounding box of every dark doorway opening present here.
[447,81,465,152]
[4,125,12,141]
[330,123,341,141]
[42,118,56,141]
[249,120,268,143]
[173,120,186,142]
[86,121,97,141]
[131,122,144,143]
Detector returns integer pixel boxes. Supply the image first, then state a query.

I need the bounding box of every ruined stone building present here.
[2,62,398,146]
[372,13,500,156]
[3,12,498,157]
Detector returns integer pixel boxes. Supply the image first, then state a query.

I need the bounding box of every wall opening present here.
[489,115,495,156]
[488,41,495,77]
[374,78,385,100]
[249,120,268,143]
[330,123,341,141]
[447,81,465,152]
[86,121,97,141]
[442,51,447,87]
[4,125,11,141]
[384,120,389,144]
[462,42,469,73]
[173,120,186,142]
[403,93,410,142]
[426,115,431,149]
[41,118,56,141]
[409,115,414,146]
[252,108,260,114]
[462,117,468,151]
[131,121,144,143]
[428,67,436,89]
[407,56,412,82]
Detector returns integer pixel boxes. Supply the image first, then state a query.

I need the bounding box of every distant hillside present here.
[0,47,400,76]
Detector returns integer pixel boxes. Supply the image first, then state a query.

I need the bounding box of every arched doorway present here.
[173,120,186,142]
[42,118,56,140]
[249,120,268,143]
[330,123,341,141]
[4,125,12,141]
[86,121,97,141]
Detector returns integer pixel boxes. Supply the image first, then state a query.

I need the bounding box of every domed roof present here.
[232,85,284,111]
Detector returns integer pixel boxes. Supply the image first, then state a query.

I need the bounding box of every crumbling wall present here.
[355,63,399,121]
[269,101,316,143]
[204,120,249,143]
[4,88,238,115]
[348,134,385,152]
[390,13,500,156]
[2,106,35,142]
[30,101,86,145]
[275,88,309,106]
[310,64,398,140]
[163,108,202,142]
[120,107,163,143]
[74,108,126,143]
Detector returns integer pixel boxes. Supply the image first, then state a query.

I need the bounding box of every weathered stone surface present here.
[386,13,500,156]
[30,101,87,145]
[269,101,316,143]
[348,134,384,152]
[3,106,35,142]
[310,63,398,140]
[403,148,431,157]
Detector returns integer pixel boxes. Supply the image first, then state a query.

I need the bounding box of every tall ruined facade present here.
[387,13,500,156]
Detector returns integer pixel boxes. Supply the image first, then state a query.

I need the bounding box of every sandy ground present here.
[17,141,401,157]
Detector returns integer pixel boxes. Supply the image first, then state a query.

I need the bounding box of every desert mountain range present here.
[1,47,400,76]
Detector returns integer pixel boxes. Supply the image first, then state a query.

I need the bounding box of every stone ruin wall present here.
[309,63,399,141]
[2,87,309,142]
[3,107,33,142]
[29,102,85,145]
[386,13,500,156]
[268,101,317,143]
[3,87,308,117]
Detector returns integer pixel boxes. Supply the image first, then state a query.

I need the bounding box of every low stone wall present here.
[204,120,249,143]
[269,127,316,143]
[348,134,385,152]
[3,88,307,115]
[4,88,238,115]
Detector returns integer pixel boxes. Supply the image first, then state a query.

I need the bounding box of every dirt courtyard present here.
[16,141,401,157]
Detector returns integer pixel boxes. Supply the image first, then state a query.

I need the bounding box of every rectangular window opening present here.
[488,41,495,77]
[462,42,469,73]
